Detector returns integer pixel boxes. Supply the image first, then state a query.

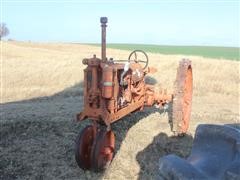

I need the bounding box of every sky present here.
[1,0,240,47]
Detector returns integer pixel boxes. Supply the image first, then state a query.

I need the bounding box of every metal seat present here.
[158,124,240,180]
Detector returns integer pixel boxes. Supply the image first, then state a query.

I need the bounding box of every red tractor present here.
[75,17,193,171]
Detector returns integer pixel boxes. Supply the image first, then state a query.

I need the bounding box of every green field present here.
[90,44,240,61]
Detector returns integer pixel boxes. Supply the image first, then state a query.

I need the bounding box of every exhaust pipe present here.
[100,17,107,62]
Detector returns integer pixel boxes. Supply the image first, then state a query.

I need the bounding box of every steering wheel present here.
[128,50,149,70]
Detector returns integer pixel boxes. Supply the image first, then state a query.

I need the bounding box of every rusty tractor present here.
[75,17,193,171]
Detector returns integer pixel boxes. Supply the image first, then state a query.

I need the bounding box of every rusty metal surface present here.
[75,124,115,171]
[75,17,193,171]
[75,125,95,170]
[91,128,115,171]
[77,57,173,125]
[172,59,193,134]
[101,17,107,62]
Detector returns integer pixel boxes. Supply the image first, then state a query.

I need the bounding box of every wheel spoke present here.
[134,52,137,60]
[128,50,149,69]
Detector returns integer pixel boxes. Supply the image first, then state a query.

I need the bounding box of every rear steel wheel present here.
[75,125,95,170]
[91,128,115,171]
[172,59,193,135]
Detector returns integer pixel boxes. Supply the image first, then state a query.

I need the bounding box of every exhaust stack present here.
[100,17,108,62]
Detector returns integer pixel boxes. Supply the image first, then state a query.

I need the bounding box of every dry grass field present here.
[1,41,239,179]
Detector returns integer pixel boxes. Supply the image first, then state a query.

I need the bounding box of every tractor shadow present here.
[110,90,193,179]
[1,76,177,179]
[136,132,193,179]
[110,76,170,153]
[111,105,173,156]
[136,124,240,180]
[0,81,98,179]
[145,75,158,85]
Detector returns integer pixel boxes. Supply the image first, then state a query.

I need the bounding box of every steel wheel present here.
[91,128,115,171]
[75,125,95,170]
[172,59,193,135]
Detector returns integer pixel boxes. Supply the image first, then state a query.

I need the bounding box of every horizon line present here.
[3,40,240,49]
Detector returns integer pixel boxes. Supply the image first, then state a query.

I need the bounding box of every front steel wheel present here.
[75,125,95,170]
[91,128,115,171]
